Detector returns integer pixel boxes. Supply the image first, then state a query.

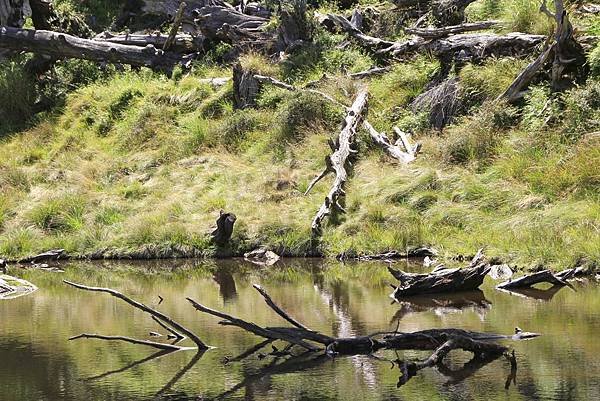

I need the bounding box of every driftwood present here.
[305,89,369,237]
[390,263,491,298]
[211,210,237,245]
[93,31,204,53]
[18,248,65,264]
[390,250,491,298]
[404,20,500,39]
[342,246,438,261]
[187,282,537,388]
[0,27,193,71]
[496,269,572,290]
[0,274,38,299]
[63,280,208,350]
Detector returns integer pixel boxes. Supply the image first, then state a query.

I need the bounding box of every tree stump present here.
[233,63,260,109]
[211,210,237,245]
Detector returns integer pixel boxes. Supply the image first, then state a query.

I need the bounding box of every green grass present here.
[0,4,599,270]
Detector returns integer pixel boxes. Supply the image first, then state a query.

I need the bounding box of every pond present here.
[1,258,599,401]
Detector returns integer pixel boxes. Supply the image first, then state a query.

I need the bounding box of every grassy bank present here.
[0,1,599,270]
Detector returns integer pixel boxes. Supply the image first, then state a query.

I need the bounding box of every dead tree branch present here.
[404,20,501,39]
[63,280,208,349]
[68,334,183,351]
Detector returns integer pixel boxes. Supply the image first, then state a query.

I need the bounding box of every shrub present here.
[28,195,87,232]
[0,62,36,135]
[277,92,341,141]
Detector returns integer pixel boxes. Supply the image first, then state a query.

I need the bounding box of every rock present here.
[488,264,513,281]
[244,248,280,266]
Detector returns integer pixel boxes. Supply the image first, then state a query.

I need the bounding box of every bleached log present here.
[93,31,204,52]
[309,89,369,236]
[0,27,193,71]
[404,20,501,39]
[364,122,419,163]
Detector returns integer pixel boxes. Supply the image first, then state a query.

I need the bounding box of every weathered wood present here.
[0,0,25,27]
[18,248,65,264]
[0,27,193,71]
[69,334,183,351]
[163,1,187,51]
[431,0,478,26]
[0,259,6,274]
[63,280,208,349]
[186,297,322,351]
[194,4,268,41]
[152,316,185,341]
[364,121,420,163]
[233,63,260,109]
[496,269,569,290]
[500,41,555,103]
[93,31,204,53]
[211,210,237,245]
[344,246,438,261]
[404,20,501,39]
[390,262,491,297]
[309,89,369,237]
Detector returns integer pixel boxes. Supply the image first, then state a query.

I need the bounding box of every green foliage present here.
[276,92,341,142]
[590,44,600,77]
[27,195,87,232]
[0,61,37,135]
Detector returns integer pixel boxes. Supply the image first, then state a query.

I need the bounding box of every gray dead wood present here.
[64,280,208,349]
[69,334,183,351]
[308,89,369,237]
[404,20,501,39]
[0,27,192,71]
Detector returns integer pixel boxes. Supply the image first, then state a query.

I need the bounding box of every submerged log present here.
[0,27,193,71]
[64,280,208,350]
[69,334,183,351]
[211,210,237,245]
[306,89,369,237]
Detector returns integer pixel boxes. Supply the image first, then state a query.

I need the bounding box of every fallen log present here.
[390,262,491,298]
[63,280,208,350]
[342,246,438,261]
[0,0,26,27]
[194,4,268,42]
[306,89,369,237]
[93,31,204,53]
[0,274,38,299]
[18,248,65,264]
[0,27,193,71]
[496,269,570,290]
[411,76,460,130]
[404,20,501,39]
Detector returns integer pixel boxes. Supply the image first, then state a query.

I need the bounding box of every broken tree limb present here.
[0,27,193,71]
[496,269,570,290]
[63,280,208,349]
[404,20,501,39]
[309,89,369,237]
[253,284,308,330]
[152,316,185,341]
[364,121,419,163]
[186,297,321,351]
[163,1,186,51]
[499,40,555,103]
[68,334,184,351]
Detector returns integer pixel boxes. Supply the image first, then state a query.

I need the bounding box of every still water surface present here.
[1,258,599,401]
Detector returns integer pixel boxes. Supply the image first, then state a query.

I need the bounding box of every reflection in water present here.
[392,290,492,322]
[1,259,600,400]
[498,285,567,301]
[213,267,238,302]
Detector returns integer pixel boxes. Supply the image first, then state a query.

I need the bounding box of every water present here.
[1,258,599,401]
